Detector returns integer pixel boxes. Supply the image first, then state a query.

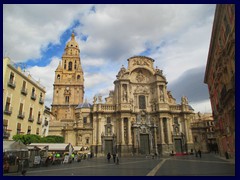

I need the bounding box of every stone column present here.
[154,127,158,154]
[128,119,132,145]
[168,118,173,144]
[121,118,125,145]
[98,118,101,145]
[159,118,165,144]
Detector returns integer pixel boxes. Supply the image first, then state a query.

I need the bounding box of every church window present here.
[107,117,111,124]
[83,117,87,124]
[65,96,69,103]
[64,61,66,69]
[68,62,72,71]
[174,117,178,124]
[57,74,60,79]
[139,95,146,109]
[86,138,89,144]
[77,75,80,80]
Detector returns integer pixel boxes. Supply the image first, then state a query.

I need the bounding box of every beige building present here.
[3,57,46,140]
[204,4,235,158]
[49,33,196,156]
[191,113,217,153]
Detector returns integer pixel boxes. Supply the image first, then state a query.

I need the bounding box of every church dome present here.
[75,101,92,109]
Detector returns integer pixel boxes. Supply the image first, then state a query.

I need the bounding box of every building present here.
[3,57,46,140]
[204,4,235,158]
[41,106,53,137]
[49,33,196,156]
[191,113,217,153]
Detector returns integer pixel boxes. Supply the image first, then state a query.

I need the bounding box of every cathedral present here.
[49,33,195,156]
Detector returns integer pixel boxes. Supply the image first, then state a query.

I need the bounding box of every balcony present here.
[4,107,12,115]
[37,119,42,125]
[21,88,28,96]
[3,131,10,139]
[44,120,49,126]
[39,98,44,105]
[31,94,36,100]
[17,112,25,119]
[8,80,16,89]
[28,116,34,122]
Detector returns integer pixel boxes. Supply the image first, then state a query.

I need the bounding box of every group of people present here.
[195,149,202,158]
[107,152,119,164]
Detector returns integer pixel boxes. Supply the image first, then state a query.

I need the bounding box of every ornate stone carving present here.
[136,70,145,82]
[133,59,150,67]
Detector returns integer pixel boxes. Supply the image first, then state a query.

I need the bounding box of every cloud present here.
[26,57,60,107]
[3,4,216,112]
[3,4,91,62]
[167,66,210,105]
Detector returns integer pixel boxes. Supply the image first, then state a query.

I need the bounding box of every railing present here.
[44,120,49,126]
[3,131,10,139]
[8,80,16,89]
[21,88,28,95]
[4,107,12,115]
[17,112,25,119]
[28,116,34,122]
[31,94,36,100]
[37,120,42,125]
[170,105,181,111]
[99,104,116,111]
[39,98,44,104]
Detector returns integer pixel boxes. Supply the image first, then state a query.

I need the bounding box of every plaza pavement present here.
[4,153,235,176]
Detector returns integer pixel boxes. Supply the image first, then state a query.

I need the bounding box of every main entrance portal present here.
[174,139,183,153]
[104,140,113,155]
[140,134,150,155]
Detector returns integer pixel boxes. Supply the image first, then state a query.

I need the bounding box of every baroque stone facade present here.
[49,33,196,157]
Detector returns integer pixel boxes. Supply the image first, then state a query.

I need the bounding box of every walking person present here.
[107,152,111,163]
[198,149,202,158]
[116,153,119,165]
[112,153,116,163]
[195,149,198,157]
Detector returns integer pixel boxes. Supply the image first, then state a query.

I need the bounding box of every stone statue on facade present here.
[181,96,188,104]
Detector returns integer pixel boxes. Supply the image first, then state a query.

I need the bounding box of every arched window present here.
[77,75,80,80]
[57,74,60,79]
[74,60,77,69]
[64,60,66,69]
[139,95,146,109]
[68,62,72,71]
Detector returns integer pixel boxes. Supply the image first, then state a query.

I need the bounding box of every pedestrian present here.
[112,153,116,163]
[21,169,27,176]
[107,152,111,163]
[195,149,198,157]
[116,153,119,165]
[198,149,202,158]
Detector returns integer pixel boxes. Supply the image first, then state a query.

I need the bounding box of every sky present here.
[3,4,216,113]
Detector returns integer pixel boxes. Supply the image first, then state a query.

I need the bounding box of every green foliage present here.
[12,134,64,144]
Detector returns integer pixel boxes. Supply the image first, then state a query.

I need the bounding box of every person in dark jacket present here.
[107,152,111,163]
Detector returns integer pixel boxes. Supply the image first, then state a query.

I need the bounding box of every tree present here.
[12,134,64,144]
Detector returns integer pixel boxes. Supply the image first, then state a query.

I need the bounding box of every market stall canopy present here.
[3,140,28,152]
[30,143,69,151]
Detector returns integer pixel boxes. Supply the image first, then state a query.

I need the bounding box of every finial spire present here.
[71,31,75,40]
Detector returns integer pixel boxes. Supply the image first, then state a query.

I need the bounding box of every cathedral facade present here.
[49,33,195,157]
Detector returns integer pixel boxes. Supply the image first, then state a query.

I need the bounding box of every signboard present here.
[63,155,69,164]
[34,156,41,165]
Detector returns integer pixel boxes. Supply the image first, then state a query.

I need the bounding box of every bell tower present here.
[51,32,84,121]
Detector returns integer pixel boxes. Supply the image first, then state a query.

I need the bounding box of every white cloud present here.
[3,4,216,111]
[3,4,91,62]
[191,99,212,113]
[26,57,60,107]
